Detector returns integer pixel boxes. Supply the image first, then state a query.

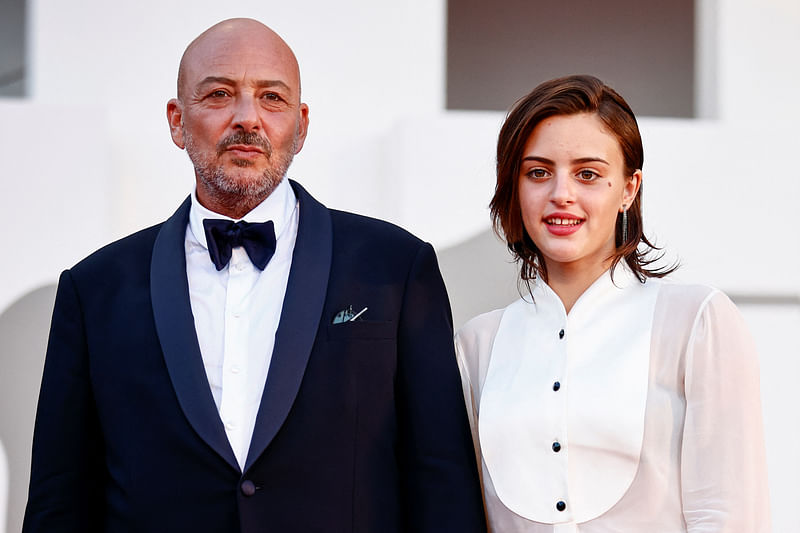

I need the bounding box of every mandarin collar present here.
[529,265,641,318]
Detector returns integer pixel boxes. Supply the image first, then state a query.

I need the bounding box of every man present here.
[23,18,486,533]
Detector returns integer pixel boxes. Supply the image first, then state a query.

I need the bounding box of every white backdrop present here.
[1,0,798,531]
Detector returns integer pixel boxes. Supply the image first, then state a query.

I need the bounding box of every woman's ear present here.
[622,169,642,209]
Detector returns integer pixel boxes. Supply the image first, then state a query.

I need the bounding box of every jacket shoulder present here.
[70,223,163,276]
[329,209,425,248]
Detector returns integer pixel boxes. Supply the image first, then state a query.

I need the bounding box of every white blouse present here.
[455,268,771,532]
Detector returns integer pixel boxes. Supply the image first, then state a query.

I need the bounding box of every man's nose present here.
[231,96,261,131]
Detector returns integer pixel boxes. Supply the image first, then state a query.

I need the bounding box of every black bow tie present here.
[202,219,277,271]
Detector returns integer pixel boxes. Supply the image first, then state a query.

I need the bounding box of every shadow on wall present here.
[438,228,521,331]
[0,285,56,533]
[0,439,6,533]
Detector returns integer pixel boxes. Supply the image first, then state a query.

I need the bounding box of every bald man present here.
[23,18,486,533]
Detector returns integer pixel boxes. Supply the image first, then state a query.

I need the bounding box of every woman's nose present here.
[549,172,574,204]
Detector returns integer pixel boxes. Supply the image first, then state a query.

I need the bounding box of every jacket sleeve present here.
[681,290,771,532]
[395,242,488,532]
[22,270,105,532]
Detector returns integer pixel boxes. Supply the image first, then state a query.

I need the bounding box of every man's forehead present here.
[184,54,299,90]
[191,33,294,67]
[195,74,292,92]
[178,19,300,96]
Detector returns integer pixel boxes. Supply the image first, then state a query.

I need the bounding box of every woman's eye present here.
[528,168,548,179]
[578,170,598,181]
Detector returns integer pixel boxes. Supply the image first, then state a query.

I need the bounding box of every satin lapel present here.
[150,196,239,471]
[244,180,332,472]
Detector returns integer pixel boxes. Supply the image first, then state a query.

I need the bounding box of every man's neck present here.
[195,185,277,220]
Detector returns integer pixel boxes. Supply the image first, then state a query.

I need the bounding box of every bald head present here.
[176,18,301,102]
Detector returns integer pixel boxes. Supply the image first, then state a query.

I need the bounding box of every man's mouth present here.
[226,145,264,154]
[218,132,272,157]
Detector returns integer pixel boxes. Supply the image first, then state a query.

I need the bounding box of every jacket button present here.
[552,441,561,452]
[553,381,561,391]
[241,480,256,496]
[558,329,565,339]
[556,500,566,511]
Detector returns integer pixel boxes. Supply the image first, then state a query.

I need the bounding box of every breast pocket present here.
[326,320,396,341]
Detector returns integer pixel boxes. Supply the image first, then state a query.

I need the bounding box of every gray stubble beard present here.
[185,130,298,215]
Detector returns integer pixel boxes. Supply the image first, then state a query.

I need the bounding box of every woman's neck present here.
[545,261,612,314]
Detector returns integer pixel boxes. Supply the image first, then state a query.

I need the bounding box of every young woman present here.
[456,75,770,532]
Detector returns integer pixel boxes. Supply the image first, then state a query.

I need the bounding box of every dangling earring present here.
[621,205,628,244]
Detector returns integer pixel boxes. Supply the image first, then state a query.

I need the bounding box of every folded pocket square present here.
[332,305,368,324]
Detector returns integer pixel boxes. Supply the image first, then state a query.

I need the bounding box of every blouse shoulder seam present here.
[684,287,722,380]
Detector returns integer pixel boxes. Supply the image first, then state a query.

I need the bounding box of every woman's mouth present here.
[545,217,583,226]
[544,216,584,235]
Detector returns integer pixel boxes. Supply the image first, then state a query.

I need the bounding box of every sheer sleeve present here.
[454,309,505,491]
[680,290,771,532]
[455,333,480,452]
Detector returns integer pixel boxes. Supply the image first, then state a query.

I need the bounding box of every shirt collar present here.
[530,264,641,319]
[187,178,297,250]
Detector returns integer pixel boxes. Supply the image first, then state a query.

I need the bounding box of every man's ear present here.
[293,102,310,154]
[166,99,185,149]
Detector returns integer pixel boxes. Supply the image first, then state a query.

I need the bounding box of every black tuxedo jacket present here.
[23,181,486,533]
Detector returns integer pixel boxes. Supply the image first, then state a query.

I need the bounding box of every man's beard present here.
[185,130,297,207]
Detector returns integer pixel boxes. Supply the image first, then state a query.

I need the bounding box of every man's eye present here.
[263,92,281,101]
[209,90,229,98]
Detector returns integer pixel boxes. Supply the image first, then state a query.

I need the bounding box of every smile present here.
[545,217,583,226]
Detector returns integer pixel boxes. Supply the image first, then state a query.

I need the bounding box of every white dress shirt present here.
[185,178,298,470]
[456,267,771,532]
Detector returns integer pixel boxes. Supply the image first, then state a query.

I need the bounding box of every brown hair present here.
[490,74,675,284]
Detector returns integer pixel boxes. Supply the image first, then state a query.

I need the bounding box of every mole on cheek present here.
[608,182,612,187]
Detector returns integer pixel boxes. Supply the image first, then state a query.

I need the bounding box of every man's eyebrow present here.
[197,76,291,92]
[253,79,291,91]
[197,76,237,87]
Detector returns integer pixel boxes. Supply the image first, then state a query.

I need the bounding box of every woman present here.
[456,75,770,532]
